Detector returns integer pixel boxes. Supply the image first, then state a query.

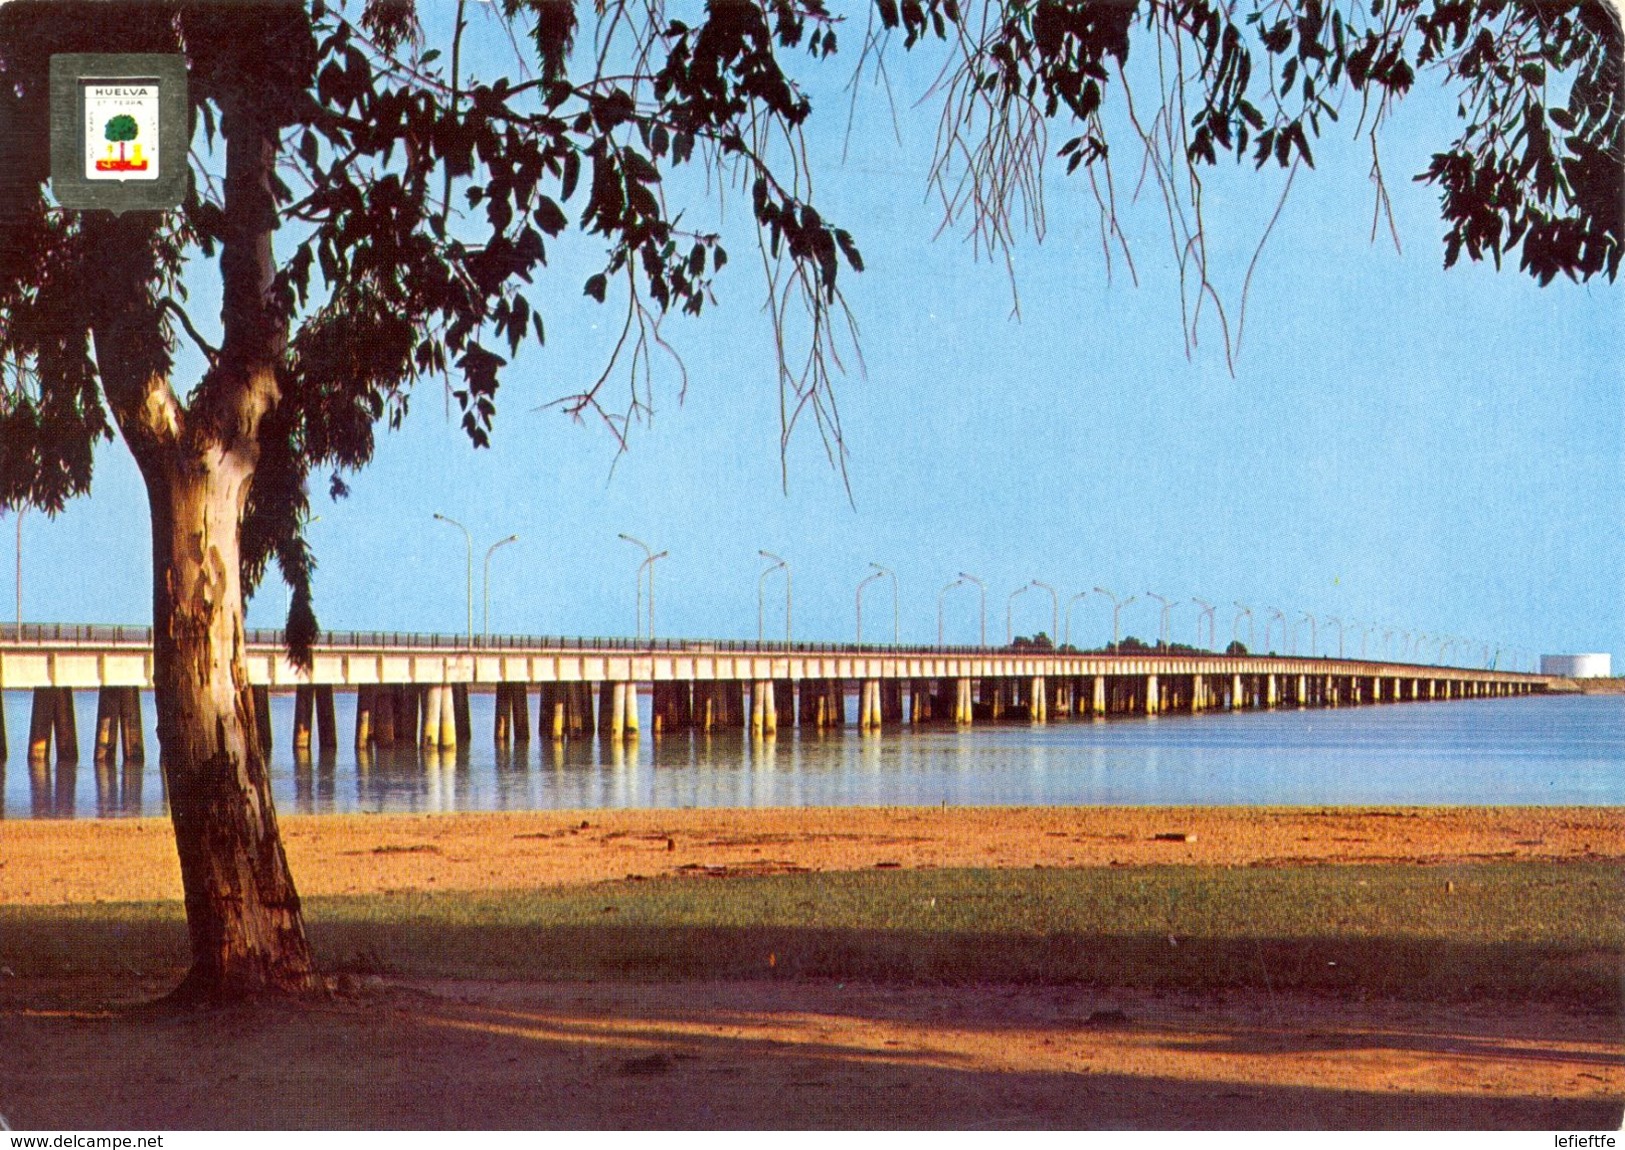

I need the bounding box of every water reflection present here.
[2,692,1623,817]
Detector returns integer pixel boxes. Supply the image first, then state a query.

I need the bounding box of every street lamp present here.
[1263,607,1286,654]
[957,572,987,647]
[1147,592,1173,650]
[482,534,520,641]
[1031,580,1058,647]
[939,577,967,647]
[10,506,22,631]
[432,512,474,646]
[1301,613,1318,658]
[1065,591,1091,649]
[1191,598,1215,650]
[1348,618,1367,659]
[617,534,665,642]
[856,567,884,645]
[871,563,899,646]
[758,551,791,644]
[1232,602,1253,652]
[1327,616,1345,660]
[1006,583,1030,646]
[1097,588,1136,649]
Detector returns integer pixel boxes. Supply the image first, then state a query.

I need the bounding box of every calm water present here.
[2,691,1620,819]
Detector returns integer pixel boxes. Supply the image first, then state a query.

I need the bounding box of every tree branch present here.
[161,297,221,364]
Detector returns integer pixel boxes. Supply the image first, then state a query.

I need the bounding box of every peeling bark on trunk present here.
[147,450,318,1001]
[85,91,320,1001]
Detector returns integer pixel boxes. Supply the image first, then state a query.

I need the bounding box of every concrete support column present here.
[28,689,52,761]
[356,685,375,750]
[372,685,397,747]
[294,685,315,752]
[493,684,511,745]
[314,685,338,751]
[94,687,120,763]
[751,680,767,736]
[119,687,145,761]
[881,680,903,725]
[1265,674,1278,708]
[511,684,530,742]
[1191,674,1205,713]
[859,679,879,730]
[451,684,471,744]
[623,682,640,737]
[1092,675,1106,717]
[1230,674,1244,710]
[0,690,6,760]
[606,682,627,740]
[776,680,795,729]
[1030,676,1047,723]
[1145,674,1160,716]
[421,685,443,746]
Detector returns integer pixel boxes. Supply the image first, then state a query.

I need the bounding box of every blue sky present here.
[10,7,1622,666]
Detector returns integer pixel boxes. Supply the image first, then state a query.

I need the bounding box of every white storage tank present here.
[1540,653,1613,678]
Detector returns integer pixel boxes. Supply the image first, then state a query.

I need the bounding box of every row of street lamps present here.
[349,519,1539,671]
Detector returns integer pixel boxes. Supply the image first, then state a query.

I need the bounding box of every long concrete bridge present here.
[0,623,1550,764]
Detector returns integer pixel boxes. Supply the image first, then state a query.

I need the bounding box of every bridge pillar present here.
[493,685,510,745]
[623,681,640,737]
[1264,674,1277,708]
[0,691,6,760]
[1190,674,1204,713]
[776,680,795,728]
[881,680,903,725]
[859,679,879,730]
[1030,676,1047,723]
[1144,674,1159,716]
[451,684,471,745]
[373,685,398,747]
[1092,675,1106,717]
[764,680,778,735]
[1230,674,1244,710]
[293,685,315,752]
[512,683,530,742]
[93,687,120,763]
[751,680,767,736]
[421,685,442,746]
[356,686,375,750]
[314,685,338,752]
[606,682,627,740]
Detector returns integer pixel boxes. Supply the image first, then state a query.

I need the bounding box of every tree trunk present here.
[147,447,318,1001]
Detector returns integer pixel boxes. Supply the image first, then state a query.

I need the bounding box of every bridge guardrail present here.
[0,622,1536,674]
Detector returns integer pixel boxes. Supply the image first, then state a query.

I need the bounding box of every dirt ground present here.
[3,805,1622,904]
[1,806,1621,1129]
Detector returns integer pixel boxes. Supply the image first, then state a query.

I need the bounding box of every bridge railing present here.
[0,621,1534,673]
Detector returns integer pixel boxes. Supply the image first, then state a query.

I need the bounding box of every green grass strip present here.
[2,863,1618,1004]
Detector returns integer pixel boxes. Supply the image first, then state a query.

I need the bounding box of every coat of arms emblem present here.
[83,81,159,181]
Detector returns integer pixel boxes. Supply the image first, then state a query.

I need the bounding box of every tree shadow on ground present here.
[0,976,1618,1129]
